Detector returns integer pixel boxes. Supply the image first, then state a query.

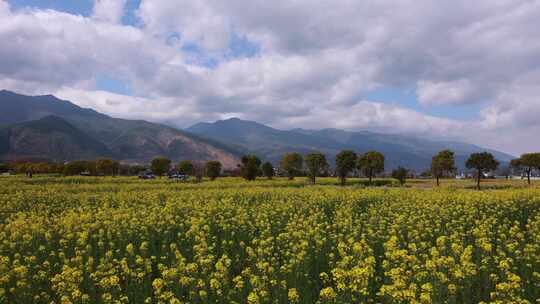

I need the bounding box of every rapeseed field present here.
[0,177,539,303]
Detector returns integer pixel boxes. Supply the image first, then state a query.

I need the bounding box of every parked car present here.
[168,173,189,181]
[138,170,155,179]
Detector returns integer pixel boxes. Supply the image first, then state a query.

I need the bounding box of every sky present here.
[1,0,539,155]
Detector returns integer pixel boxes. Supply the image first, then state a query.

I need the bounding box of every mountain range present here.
[188,118,514,171]
[0,90,240,168]
[0,90,514,171]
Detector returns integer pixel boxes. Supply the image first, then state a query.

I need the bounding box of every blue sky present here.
[9,0,95,16]
[1,0,539,154]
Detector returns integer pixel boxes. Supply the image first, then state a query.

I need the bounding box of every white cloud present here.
[0,1,539,154]
[0,1,8,15]
[55,87,197,122]
[92,0,127,24]
[137,0,230,51]
[417,79,477,105]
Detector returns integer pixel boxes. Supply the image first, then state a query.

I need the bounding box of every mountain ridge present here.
[187,118,514,171]
[0,90,240,167]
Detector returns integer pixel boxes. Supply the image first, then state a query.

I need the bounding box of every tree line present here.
[242,150,540,189]
[3,150,539,189]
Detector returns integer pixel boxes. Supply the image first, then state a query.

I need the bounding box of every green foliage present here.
[358,151,385,183]
[261,162,274,179]
[151,157,172,177]
[391,167,409,185]
[335,150,357,186]
[177,160,195,175]
[239,154,261,181]
[192,161,205,183]
[305,152,328,184]
[509,158,523,173]
[466,152,499,189]
[280,152,303,180]
[431,150,456,186]
[511,153,540,184]
[520,153,540,169]
[204,161,222,181]
[96,159,115,176]
[63,160,93,175]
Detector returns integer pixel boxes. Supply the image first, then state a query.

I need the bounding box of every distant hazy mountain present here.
[187,118,514,171]
[0,90,240,167]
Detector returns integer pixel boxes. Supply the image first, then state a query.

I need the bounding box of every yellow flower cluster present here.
[0,176,539,303]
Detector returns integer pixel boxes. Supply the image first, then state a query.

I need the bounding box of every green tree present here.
[358,151,385,184]
[128,165,147,176]
[96,159,115,176]
[177,160,195,175]
[239,154,261,181]
[335,150,357,186]
[305,152,328,184]
[151,157,171,177]
[112,161,120,177]
[0,163,9,173]
[204,161,222,181]
[512,153,540,185]
[261,162,274,179]
[466,152,499,190]
[63,160,90,176]
[391,167,408,186]
[86,161,98,176]
[510,158,524,179]
[192,161,205,183]
[280,152,303,180]
[431,150,456,186]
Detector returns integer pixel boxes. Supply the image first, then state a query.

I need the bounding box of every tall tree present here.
[96,159,115,176]
[431,150,456,186]
[280,152,303,180]
[0,163,8,173]
[513,153,540,185]
[151,157,171,178]
[112,161,120,177]
[62,160,93,176]
[335,150,357,186]
[358,151,385,184]
[205,161,222,181]
[192,161,205,183]
[239,154,261,181]
[177,160,194,175]
[527,153,540,183]
[466,152,499,190]
[391,167,409,186]
[305,152,328,184]
[509,158,523,174]
[261,162,274,179]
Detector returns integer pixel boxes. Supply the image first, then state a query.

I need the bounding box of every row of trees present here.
[242,149,506,189]
[431,149,501,189]
[431,150,540,189]
[5,151,538,190]
[236,151,387,185]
